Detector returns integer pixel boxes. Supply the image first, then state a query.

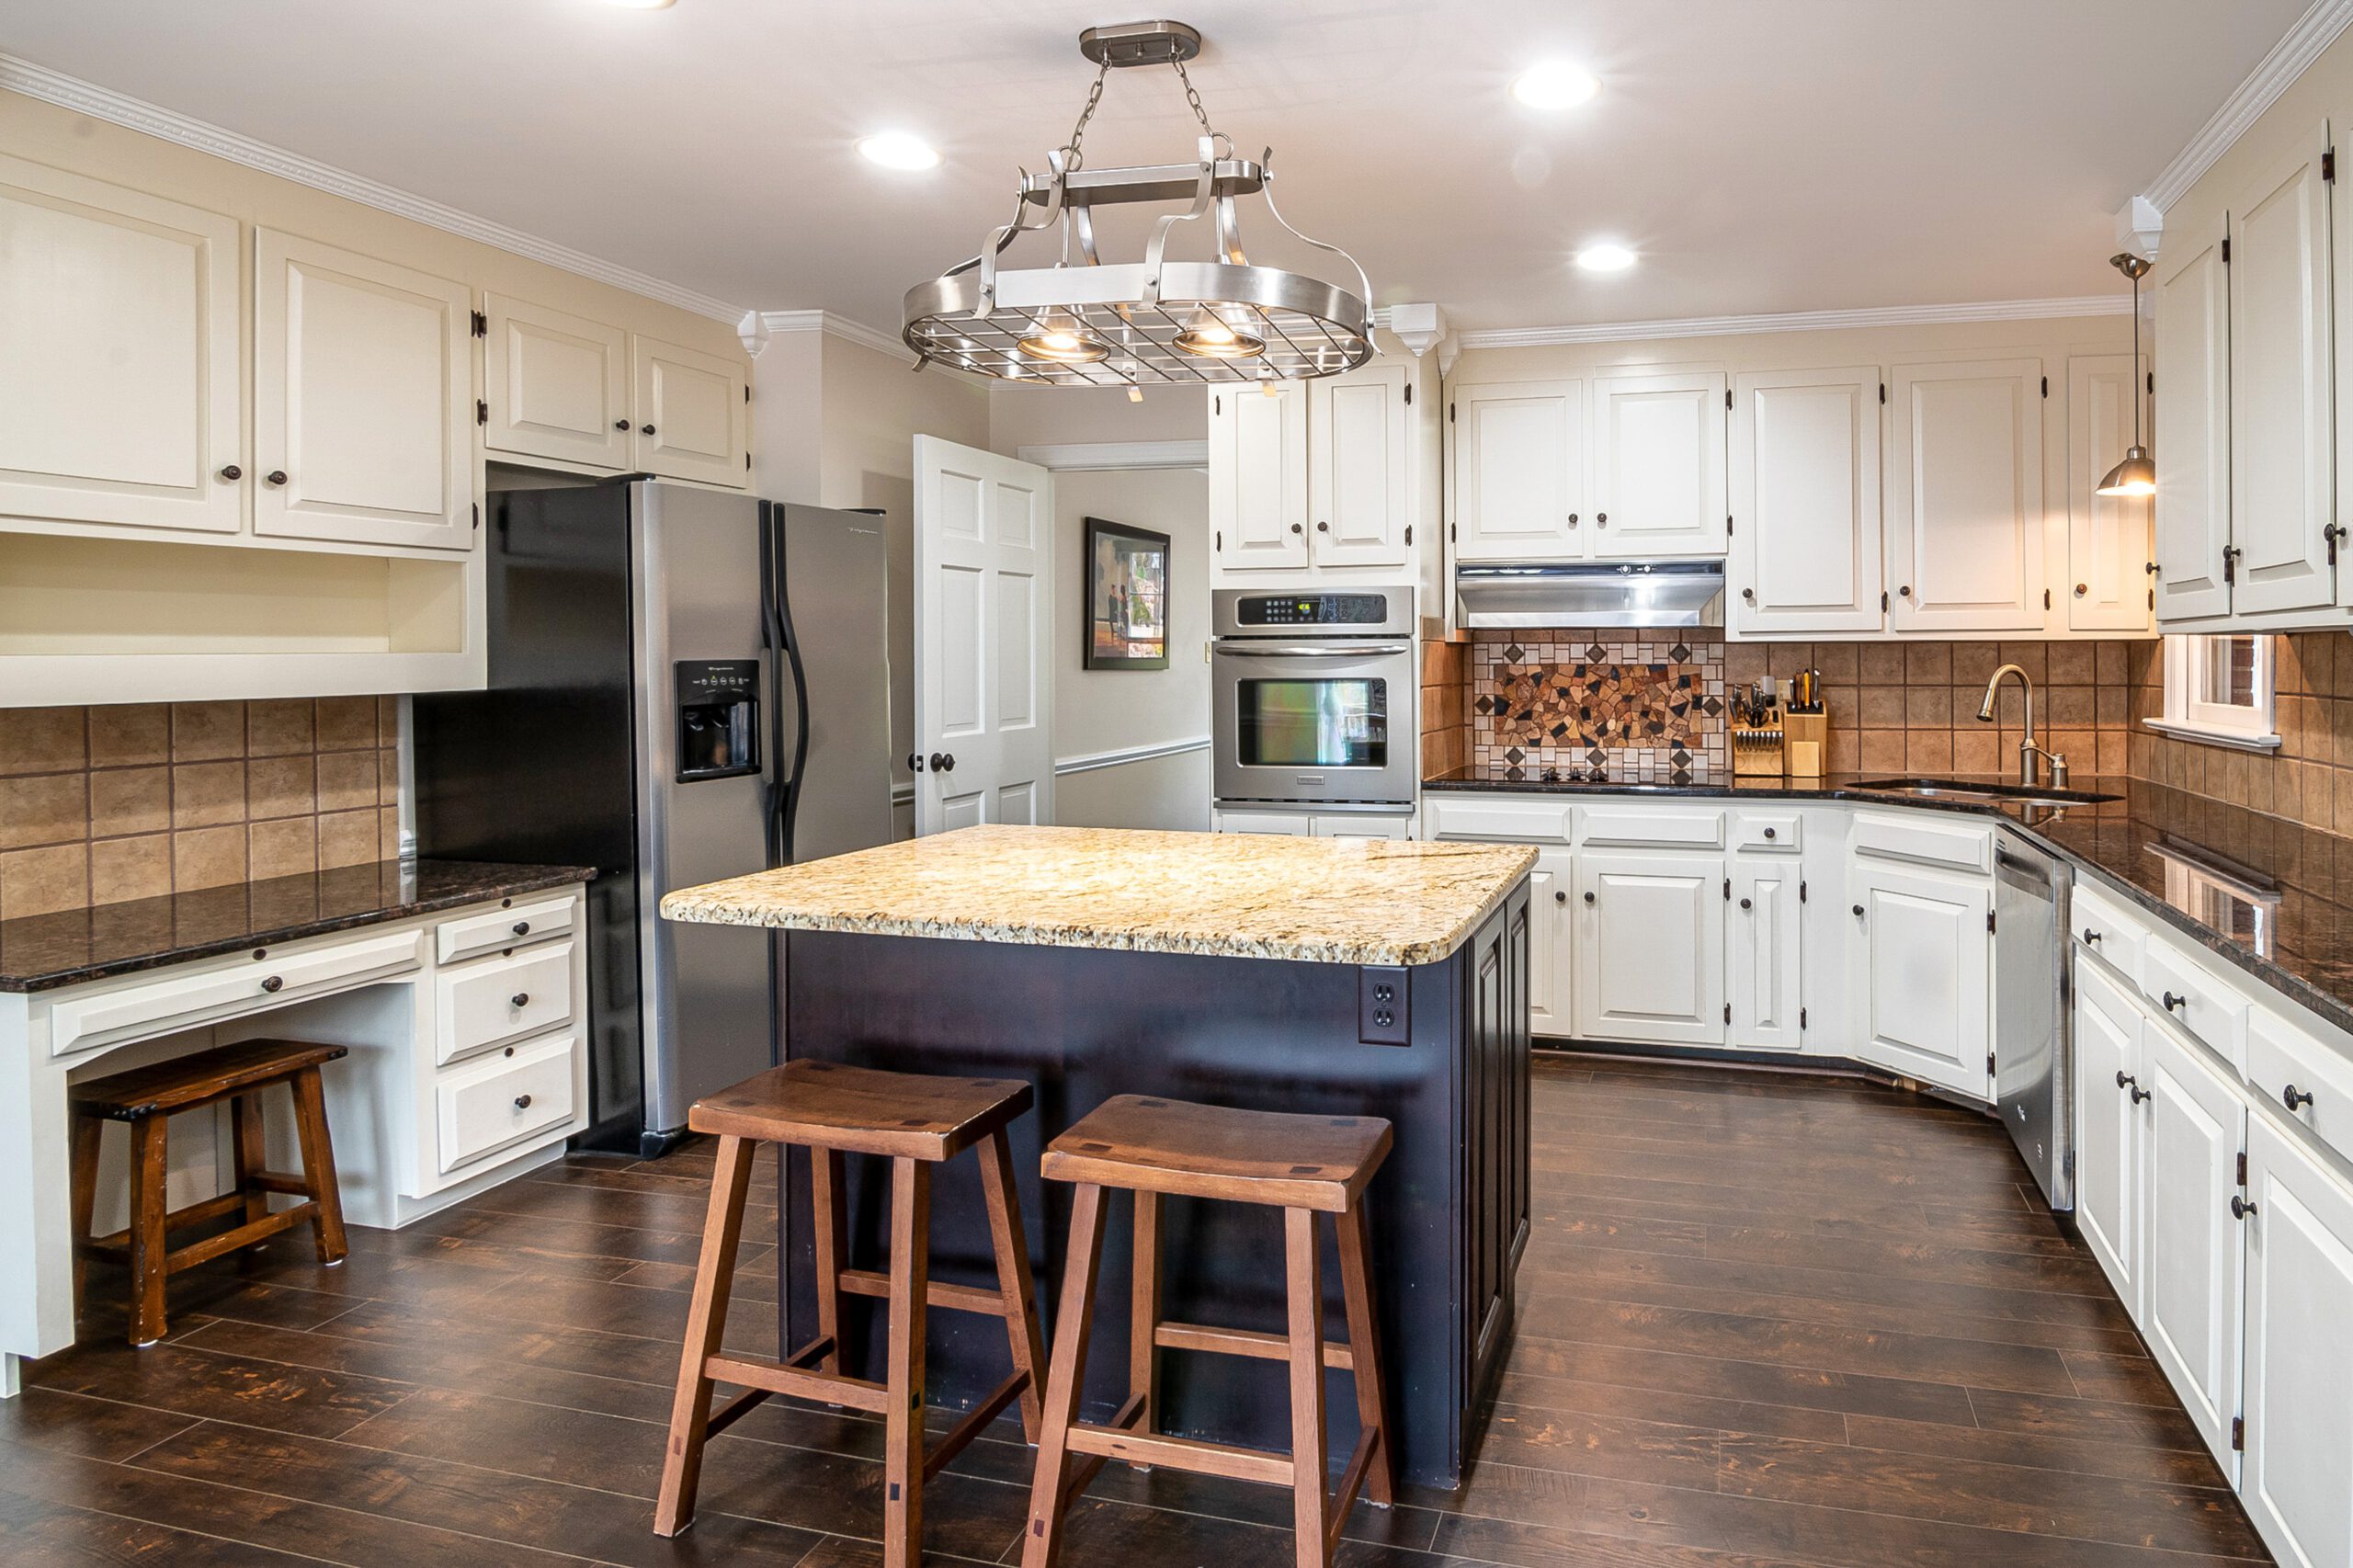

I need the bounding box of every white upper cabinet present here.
[2066,354,2155,631]
[631,335,747,487]
[252,229,473,551]
[2229,122,2336,616]
[0,155,243,536]
[2140,1023,2248,1475]
[1210,381,1309,570]
[1849,860,1991,1099]
[483,294,630,471]
[1573,851,1725,1048]
[1886,358,2045,632]
[1450,380,1586,561]
[1307,361,1411,567]
[2155,216,2235,621]
[1590,371,1728,559]
[1729,367,1883,633]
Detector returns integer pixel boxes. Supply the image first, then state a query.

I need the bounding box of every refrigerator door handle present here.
[762,513,813,869]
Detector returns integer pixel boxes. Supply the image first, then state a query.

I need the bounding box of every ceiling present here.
[2,1,2313,334]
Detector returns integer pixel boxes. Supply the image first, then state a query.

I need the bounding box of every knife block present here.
[1731,704,1786,778]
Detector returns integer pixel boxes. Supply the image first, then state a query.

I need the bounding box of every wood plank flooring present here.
[6,1055,2270,1566]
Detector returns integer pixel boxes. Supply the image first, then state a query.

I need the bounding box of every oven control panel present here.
[1234,593,1391,627]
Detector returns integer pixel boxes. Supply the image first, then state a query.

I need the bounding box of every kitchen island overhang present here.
[662,825,1534,1486]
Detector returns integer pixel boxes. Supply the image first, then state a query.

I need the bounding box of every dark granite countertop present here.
[1426,766,2353,1039]
[0,859,595,994]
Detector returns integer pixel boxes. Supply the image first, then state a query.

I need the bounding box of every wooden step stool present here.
[1020,1095,1395,1568]
[654,1059,1049,1565]
[70,1038,351,1347]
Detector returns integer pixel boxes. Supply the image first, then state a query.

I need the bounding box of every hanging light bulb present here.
[2097,254,2157,498]
[1174,303,1267,360]
[1017,308,1109,363]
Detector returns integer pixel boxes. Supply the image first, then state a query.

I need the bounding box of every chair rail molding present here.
[1052,735,1211,777]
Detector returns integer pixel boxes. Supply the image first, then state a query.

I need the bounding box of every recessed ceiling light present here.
[1574,243,1637,273]
[1512,62,1598,111]
[858,132,940,171]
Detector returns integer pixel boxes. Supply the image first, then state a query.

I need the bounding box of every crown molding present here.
[2143,0,2353,211]
[0,52,745,324]
[1453,295,2130,349]
[756,308,917,365]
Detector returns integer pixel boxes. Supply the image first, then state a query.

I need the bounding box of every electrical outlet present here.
[1358,965,1409,1045]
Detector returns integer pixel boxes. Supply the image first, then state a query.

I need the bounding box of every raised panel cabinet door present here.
[252,230,472,551]
[1450,381,1584,561]
[631,335,747,487]
[1591,371,1728,559]
[1573,851,1725,1047]
[1887,359,2045,632]
[2066,355,2154,632]
[1526,846,1573,1037]
[483,294,629,469]
[2241,1115,2353,1568]
[1849,863,1991,1098]
[1729,858,1802,1051]
[1308,363,1409,567]
[2230,123,2336,616]
[2139,1022,2247,1476]
[2072,959,2144,1312]
[1730,367,1883,633]
[2154,218,2234,620]
[1209,382,1308,570]
[0,155,242,534]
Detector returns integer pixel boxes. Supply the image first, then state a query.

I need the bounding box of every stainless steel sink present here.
[1850,777,2120,809]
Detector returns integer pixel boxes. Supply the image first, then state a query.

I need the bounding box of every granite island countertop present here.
[661,823,1537,965]
[0,859,597,993]
[1427,764,2353,1037]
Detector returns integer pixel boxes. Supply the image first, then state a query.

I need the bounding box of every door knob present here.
[929,752,955,773]
[2232,1194,2256,1220]
[909,753,926,772]
[265,470,288,486]
[2285,1084,2315,1111]
[218,464,242,482]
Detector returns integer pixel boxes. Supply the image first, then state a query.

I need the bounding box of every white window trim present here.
[2143,634,2281,752]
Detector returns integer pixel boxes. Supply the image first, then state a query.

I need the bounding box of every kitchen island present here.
[662,824,1534,1486]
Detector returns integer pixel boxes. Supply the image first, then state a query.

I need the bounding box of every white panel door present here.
[1574,852,1725,1047]
[1887,359,2044,632]
[2230,124,2336,616]
[252,230,472,551]
[483,294,629,470]
[1309,363,1409,567]
[0,155,243,535]
[2140,1022,2247,1475]
[2072,958,2145,1312]
[631,335,747,487]
[1730,367,1883,634]
[1591,372,1727,559]
[2066,355,2154,632]
[914,436,1053,835]
[2154,217,2234,620]
[2242,1115,2353,1568]
[1526,846,1572,1037]
[1450,381,1585,561]
[1210,382,1307,570]
[1850,862,1991,1098]
[1729,858,1802,1051]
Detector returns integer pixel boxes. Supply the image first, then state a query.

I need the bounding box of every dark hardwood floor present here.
[6,1055,2270,1566]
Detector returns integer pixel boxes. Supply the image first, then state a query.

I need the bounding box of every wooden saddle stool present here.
[654,1059,1049,1565]
[70,1038,351,1347]
[1021,1094,1396,1568]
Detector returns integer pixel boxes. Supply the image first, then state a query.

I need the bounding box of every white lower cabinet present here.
[2242,1114,2353,1568]
[1526,847,1573,1036]
[2142,1019,2249,1476]
[2072,955,2145,1311]
[1574,851,1725,1047]
[1849,860,1991,1097]
[1729,857,1803,1051]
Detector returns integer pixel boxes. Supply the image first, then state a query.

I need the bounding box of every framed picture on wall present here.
[1084,517,1170,671]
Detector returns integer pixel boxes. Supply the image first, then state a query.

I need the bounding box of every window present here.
[2148,634,2279,750]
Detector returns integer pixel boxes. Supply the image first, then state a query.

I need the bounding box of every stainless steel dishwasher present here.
[1995,834,2072,1209]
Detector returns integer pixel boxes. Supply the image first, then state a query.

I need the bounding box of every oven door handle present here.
[1215,643,1411,658]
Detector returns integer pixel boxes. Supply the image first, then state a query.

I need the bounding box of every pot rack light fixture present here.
[2097,252,2156,499]
[901,18,1374,389]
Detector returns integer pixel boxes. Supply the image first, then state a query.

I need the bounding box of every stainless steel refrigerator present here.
[414,480,894,1154]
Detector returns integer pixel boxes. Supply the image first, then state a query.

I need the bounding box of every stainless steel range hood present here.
[1454,561,1726,629]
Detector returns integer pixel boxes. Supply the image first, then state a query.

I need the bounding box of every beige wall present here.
[988,382,1209,453]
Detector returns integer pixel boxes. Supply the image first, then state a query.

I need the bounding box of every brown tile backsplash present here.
[1465,630,1729,783]
[0,698,404,915]
[2133,631,2353,835]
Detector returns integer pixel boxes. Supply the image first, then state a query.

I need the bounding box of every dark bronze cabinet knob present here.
[1852,903,1865,916]
[2232,1194,2256,1220]
[265,470,288,486]
[1554,890,1567,903]
[1762,827,1776,839]
[514,1094,533,1111]
[1289,522,1302,535]
[1739,897,1752,910]
[615,419,631,430]
[513,920,530,937]
[1583,891,1596,905]
[2083,927,2101,945]
[1316,520,1330,532]
[259,975,284,993]
[510,993,530,1008]
[641,424,655,436]
[2285,1084,2315,1111]
[1566,513,1579,527]
[2162,991,2185,1012]
[2117,1071,2150,1104]
[1595,511,1608,527]
[2075,583,2088,597]
[219,464,242,482]
[1742,587,1756,601]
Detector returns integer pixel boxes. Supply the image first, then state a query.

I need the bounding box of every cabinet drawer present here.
[1851,812,1993,873]
[50,929,426,1059]
[2143,940,2250,1072]
[1425,798,1574,845]
[2246,1005,2353,1171]
[436,1029,579,1175]
[1581,808,1724,849]
[1732,812,1801,853]
[2071,878,2149,989]
[436,942,576,1066]
[437,894,575,964]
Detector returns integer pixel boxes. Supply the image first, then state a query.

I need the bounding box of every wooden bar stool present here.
[654,1060,1048,1563]
[1021,1095,1395,1568]
[69,1039,350,1347]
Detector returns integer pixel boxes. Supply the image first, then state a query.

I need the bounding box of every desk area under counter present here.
[0,858,593,1395]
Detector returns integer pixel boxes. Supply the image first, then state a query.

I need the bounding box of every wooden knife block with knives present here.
[1733,671,1827,780]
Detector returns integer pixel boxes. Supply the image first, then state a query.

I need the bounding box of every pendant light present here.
[2097,253,2156,498]
[901,19,1373,389]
